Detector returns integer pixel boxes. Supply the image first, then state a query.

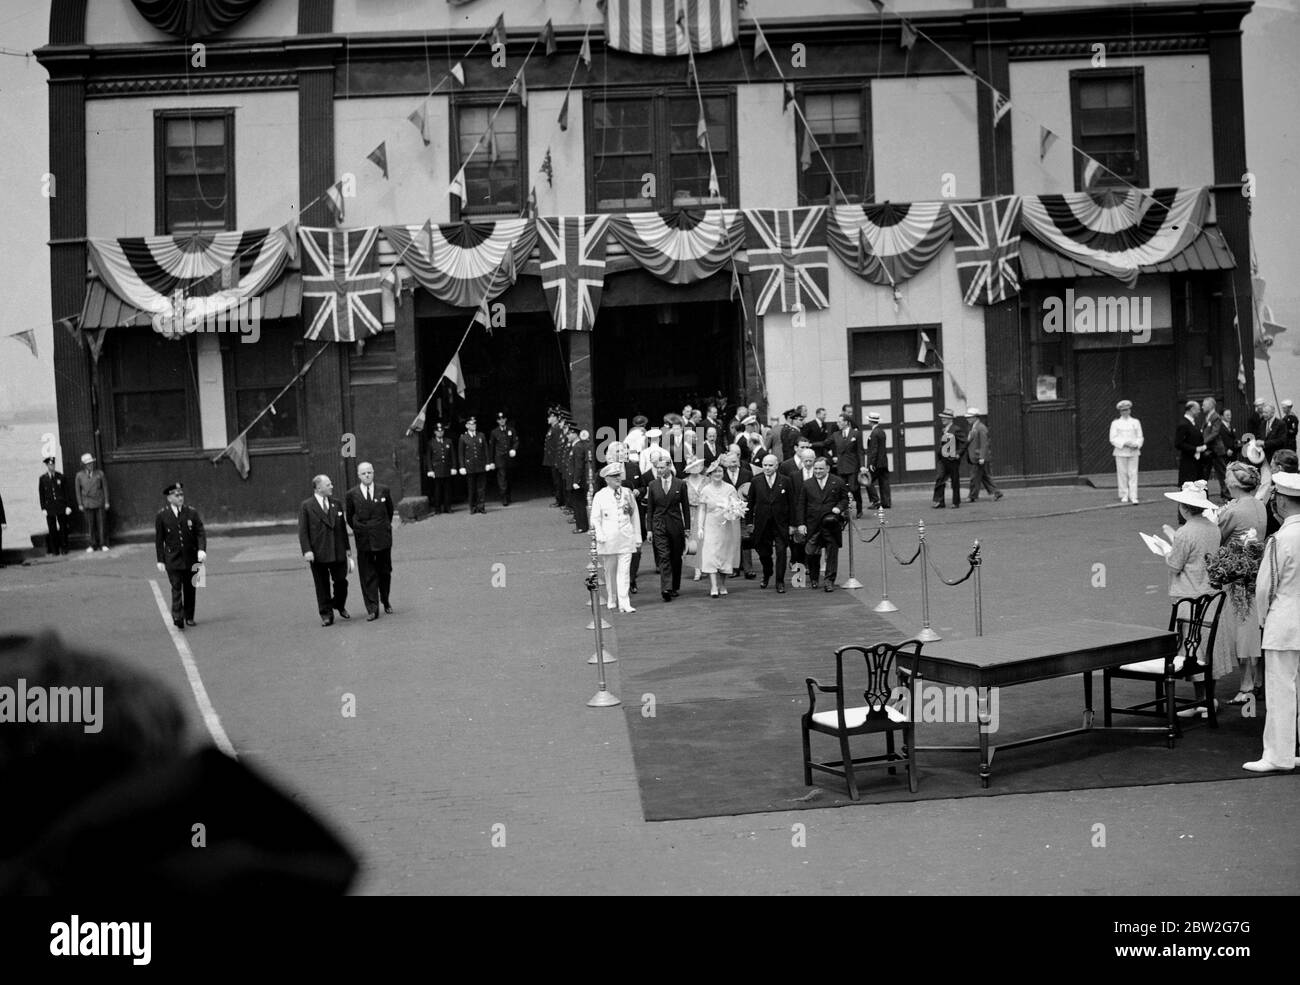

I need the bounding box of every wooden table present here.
[895,619,1178,787]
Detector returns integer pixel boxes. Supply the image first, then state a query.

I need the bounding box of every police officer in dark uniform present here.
[458,416,490,514]
[154,481,207,629]
[543,407,567,508]
[38,456,72,555]
[488,411,520,506]
[425,422,456,515]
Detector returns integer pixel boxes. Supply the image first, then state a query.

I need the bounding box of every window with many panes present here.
[1070,68,1147,189]
[797,88,871,205]
[106,332,197,450]
[155,110,236,235]
[224,329,303,446]
[453,103,524,217]
[588,91,735,211]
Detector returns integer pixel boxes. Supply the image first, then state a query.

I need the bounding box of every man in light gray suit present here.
[963,408,1003,503]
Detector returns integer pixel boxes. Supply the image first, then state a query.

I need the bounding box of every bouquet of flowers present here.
[1206,529,1265,617]
[719,490,748,525]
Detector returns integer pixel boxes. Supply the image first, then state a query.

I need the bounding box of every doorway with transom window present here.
[848,325,944,485]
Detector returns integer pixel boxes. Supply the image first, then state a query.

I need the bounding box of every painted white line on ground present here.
[148,579,237,758]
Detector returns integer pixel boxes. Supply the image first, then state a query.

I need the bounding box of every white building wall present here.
[334,95,451,227]
[1009,55,1215,195]
[530,89,586,217]
[872,75,981,203]
[737,83,796,208]
[85,0,299,44]
[85,91,299,237]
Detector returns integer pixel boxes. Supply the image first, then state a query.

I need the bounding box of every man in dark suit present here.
[1282,399,1299,452]
[779,441,813,482]
[645,456,692,601]
[829,413,863,516]
[425,421,456,515]
[932,408,963,509]
[863,412,892,509]
[1246,398,1265,445]
[346,462,394,622]
[796,457,850,592]
[748,454,793,592]
[1262,403,1289,461]
[700,426,723,469]
[458,416,490,514]
[298,474,353,627]
[488,411,520,506]
[801,408,830,459]
[154,482,206,629]
[779,410,803,462]
[38,457,72,555]
[568,426,592,533]
[543,407,567,507]
[1200,396,1228,501]
[1175,400,1205,486]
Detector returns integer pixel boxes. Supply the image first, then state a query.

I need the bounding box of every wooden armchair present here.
[801,640,923,799]
[1102,592,1225,747]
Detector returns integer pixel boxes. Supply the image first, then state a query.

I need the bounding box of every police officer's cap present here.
[42,456,56,465]
[163,481,184,496]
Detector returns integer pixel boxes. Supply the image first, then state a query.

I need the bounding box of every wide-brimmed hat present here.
[939,407,954,419]
[1242,437,1266,465]
[704,459,724,476]
[684,457,706,474]
[964,407,982,417]
[1273,472,1300,498]
[599,462,623,479]
[80,452,94,465]
[1164,481,1214,510]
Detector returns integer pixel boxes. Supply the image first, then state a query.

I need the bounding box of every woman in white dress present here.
[592,462,642,613]
[681,457,708,582]
[699,459,745,598]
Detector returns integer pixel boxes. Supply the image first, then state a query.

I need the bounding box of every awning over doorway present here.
[1018,227,1236,281]
[78,272,302,330]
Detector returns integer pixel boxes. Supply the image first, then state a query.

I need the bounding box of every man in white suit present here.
[592,462,643,614]
[1247,470,1300,772]
[1109,399,1144,504]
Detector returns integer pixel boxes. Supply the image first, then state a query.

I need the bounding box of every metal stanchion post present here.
[971,540,983,637]
[872,505,898,613]
[840,499,863,590]
[916,519,941,642]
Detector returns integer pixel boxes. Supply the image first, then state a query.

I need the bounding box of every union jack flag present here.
[536,215,611,333]
[742,207,830,316]
[950,196,1023,306]
[299,226,385,342]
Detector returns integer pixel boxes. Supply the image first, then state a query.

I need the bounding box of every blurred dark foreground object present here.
[0,631,359,895]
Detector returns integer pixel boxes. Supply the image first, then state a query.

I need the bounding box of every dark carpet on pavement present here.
[617,580,1288,820]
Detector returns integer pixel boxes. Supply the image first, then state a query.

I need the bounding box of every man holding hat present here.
[38,457,72,555]
[75,452,110,552]
[964,408,1003,503]
[796,457,850,591]
[458,416,490,515]
[155,482,206,629]
[863,412,891,510]
[346,462,395,621]
[645,454,692,601]
[1246,470,1300,772]
[1110,400,1144,504]
[933,408,963,509]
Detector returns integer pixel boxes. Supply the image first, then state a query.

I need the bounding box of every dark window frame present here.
[449,98,528,221]
[1069,67,1148,191]
[1023,286,1072,406]
[220,326,308,452]
[154,108,237,235]
[101,329,201,458]
[795,83,874,207]
[584,86,740,213]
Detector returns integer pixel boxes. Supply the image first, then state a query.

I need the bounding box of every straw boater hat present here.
[684,457,706,475]
[939,408,954,419]
[965,407,982,417]
[599,462,623,479]
[1164,481,1214,510]
[866,412,881,424]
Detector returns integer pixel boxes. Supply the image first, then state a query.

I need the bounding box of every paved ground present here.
[2,478,1296,896]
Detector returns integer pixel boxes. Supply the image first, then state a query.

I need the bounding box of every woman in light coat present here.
[593,462,643,613]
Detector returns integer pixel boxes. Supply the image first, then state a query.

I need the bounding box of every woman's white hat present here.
[1164,481,1214,510]
[684,457,706,474]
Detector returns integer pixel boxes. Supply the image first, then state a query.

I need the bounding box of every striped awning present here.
[78,272,302,330]
[1019,227,1235,281]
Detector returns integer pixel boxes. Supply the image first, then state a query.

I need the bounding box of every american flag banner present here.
[537,215,611,332]
[299,226,385,342]
[742,207,830,316]
[604,0,739,56]
[950,196,1023,306]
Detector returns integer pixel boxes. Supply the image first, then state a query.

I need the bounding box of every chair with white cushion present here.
[801,640,923,799]
[1102,592,1225,747]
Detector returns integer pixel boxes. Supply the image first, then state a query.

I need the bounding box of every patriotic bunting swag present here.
[742,207,830,315]
[299,226,385,343]
[604,0,739,56]
[950,196,1023,306]
[827,203,952,286]
[1019,187,1208,287]
[537,215,611,333]
[383,219,538,309]
[608,209,745,285]
[88,228,291,335]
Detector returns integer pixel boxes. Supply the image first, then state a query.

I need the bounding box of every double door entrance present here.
[851,373,943,484]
